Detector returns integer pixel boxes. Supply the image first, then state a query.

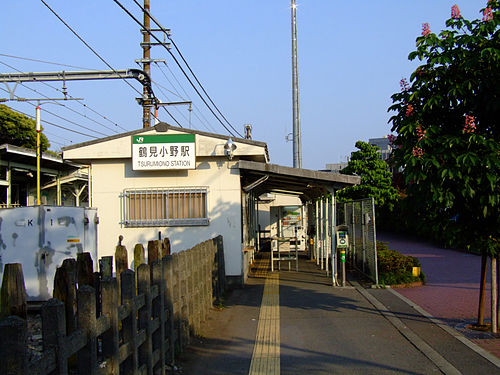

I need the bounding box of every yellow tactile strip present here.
[248,273,280,375]
[252,255,271,279]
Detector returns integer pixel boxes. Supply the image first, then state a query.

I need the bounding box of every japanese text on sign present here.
[132,134,196,170]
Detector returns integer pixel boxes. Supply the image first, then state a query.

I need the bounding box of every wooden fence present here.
[0,235,226,375]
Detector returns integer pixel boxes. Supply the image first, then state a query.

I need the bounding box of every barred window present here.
[120,187,209,227]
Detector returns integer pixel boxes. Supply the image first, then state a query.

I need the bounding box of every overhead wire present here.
[156,61,217,132]
[40,0,144,100]
[166,34,243,137]
[133,0,243,137]
[113,0,240,138]
[1,59,120,135]
[0,59,127,132]
[150,81,187,126]
[2,98,98,139]
[131,0,243,137]
[0,86,107,137]
[0,53,96,70]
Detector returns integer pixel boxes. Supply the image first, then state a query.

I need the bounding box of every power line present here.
[0,53,96,70]
[1,59,120,135]
[40,0,144,99]
[150,81,187,124]
[132,0,243,137]
[43,130,74,143]
[6,104,98,139]
[113,0,240,138]
[167,35,242,137]
[0,86,108,137]
[155,61,217,132]
[152,62,185,99]
[0,59,127,132]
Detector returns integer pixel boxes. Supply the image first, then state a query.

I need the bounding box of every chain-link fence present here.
[341,198,378,284]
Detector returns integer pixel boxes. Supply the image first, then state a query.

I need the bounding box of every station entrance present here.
[238,161,377,286]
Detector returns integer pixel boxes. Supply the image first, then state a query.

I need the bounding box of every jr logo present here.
[137,137,144,143]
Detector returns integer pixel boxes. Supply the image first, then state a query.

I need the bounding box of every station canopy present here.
[237,160,360,202]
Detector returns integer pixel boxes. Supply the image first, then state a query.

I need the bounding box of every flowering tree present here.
[388,2,500,327]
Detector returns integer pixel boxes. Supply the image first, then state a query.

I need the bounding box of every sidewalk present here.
[178,252,500,374]
[378,232,499,359]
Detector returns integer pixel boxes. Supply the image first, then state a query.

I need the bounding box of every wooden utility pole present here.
[142,0,152,128]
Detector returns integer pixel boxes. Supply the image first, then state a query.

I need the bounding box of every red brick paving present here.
[378,232,499,359]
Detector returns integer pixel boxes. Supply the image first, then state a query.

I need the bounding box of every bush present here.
[377,241,424,286]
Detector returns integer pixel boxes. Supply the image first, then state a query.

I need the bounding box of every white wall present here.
[91,157,244,276]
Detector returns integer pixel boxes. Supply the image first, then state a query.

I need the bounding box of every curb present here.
[352,280,462,375]
[388,288,500,369]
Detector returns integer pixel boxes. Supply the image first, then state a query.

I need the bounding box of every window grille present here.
[120,187,209,227]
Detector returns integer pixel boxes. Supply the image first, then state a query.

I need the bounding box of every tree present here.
[337,140,398,210]
[0,104,50,151]
[388,2,500,329]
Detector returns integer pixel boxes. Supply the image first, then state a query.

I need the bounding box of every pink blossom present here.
[483,7,493,21]
[463,115,476,133]
[416,124,426,141]
[400,78,410,91]
[412,146,423,158]
[422,23,431,37]
[387,134,397,145]
[451,5,461,19]
[405,104,414,117]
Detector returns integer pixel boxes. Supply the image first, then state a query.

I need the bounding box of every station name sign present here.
[132,134,196,170]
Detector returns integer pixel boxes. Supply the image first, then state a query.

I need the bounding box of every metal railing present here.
[120,187,209,227]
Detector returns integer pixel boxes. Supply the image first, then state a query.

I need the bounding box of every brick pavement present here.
[378,232,499,359]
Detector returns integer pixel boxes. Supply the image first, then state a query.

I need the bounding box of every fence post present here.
[151,260,166,375]
[195,245,204,324]
[180,251,190,346]
[186,248,195,335]
[121,270,139,372]
[148,240,161,265]
[77,252,94,287]
[0,315,27,374]
[134,244,145,274]
[42,298,68,375]
[101,278,120,375]
[137,264,153,375]
[163,255,175,365]
[0,263,27,319]
[213,235,225,303]
[99,256,113,278]
[193,247,201,334]
[77,285,97,374]
[115,238,128,303]
[162,237,171,256]
[53,258,77,335]
[207,242,214,309]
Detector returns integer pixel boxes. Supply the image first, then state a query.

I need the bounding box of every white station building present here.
[62,123,359,284]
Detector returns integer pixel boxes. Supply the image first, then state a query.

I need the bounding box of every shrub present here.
[377,241,424,286]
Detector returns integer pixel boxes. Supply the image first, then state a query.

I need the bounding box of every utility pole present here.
[291,0,302,168]
[142,0,152,128]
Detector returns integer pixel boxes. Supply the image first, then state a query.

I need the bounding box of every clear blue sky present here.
[0,1,489,169]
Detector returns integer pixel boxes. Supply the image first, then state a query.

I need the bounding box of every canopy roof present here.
[238,160,360,201]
